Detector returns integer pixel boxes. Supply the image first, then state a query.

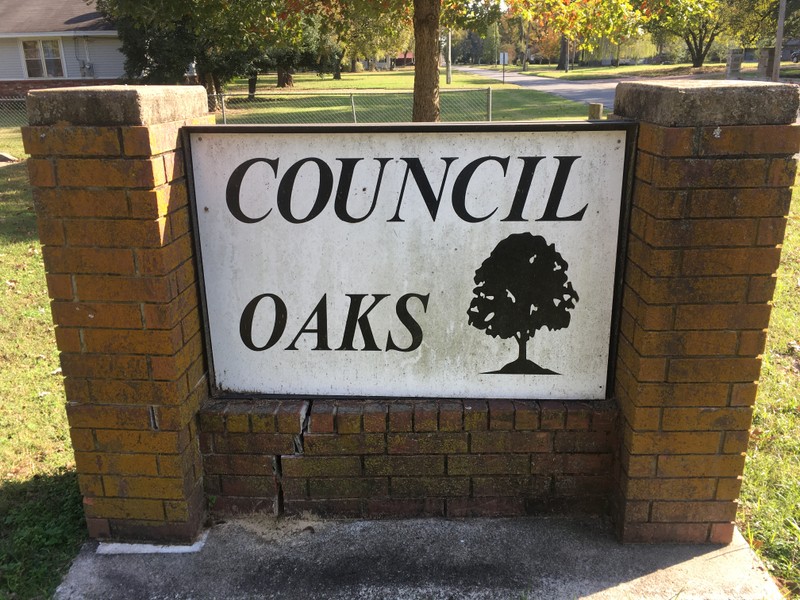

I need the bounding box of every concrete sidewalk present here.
[56,516,782,599]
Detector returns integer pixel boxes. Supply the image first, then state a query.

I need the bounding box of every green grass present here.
[0,162,86,599]
[738,190,800,597]
[225,68,511,92]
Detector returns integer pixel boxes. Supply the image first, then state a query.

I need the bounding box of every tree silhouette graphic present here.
[468,233,579,374]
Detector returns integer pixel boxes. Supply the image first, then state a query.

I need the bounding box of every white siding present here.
[85,36,125,79]
[0,39,25,79]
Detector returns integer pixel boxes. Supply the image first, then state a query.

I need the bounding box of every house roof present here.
[0,0,114,35]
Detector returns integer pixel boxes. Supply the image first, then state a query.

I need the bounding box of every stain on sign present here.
[186,123,634,399]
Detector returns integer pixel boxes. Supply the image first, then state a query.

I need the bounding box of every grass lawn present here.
[738,191,800,596]
[0,70,797,598]
[0,161,85,599]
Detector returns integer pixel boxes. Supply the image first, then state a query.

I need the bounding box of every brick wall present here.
[200,398,616,518]
[25,81,800,544]
[24,86,214,541]
[611,81,799,543]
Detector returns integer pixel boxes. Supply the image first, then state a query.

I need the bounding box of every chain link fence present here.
[210,88,494,125]
[0,98,27,157]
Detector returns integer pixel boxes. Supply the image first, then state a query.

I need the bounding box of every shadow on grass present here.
[0,161,37,245]
[0,469,86,599]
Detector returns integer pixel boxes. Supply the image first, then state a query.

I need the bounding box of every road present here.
[454,65,621,108]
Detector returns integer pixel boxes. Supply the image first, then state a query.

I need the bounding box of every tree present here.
[646,0,724,67]
[468,233,578,375]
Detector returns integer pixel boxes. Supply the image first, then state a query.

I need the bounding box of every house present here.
[0,0,125,97]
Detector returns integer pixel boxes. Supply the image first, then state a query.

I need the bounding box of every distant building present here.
[0,0,125,96]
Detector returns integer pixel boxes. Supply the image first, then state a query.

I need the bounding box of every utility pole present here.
[772,0,787,81]
[446,28,452,84]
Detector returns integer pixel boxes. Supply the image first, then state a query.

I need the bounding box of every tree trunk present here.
[247,75,257,100]
[277,67,294,88]
[412,0,441,122]
[517,336,527,362]
[557,35,569,71]
[350,56,357,72]
[204,72,219,111]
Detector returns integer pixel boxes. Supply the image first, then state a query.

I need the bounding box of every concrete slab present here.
[55,516,781,599]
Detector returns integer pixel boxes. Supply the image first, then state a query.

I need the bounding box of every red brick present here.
[470,431,551,453]
[472,476,550,497]
[565,402,592,429]
[27,158,56,186]
[74,274,175,303]
[448,454,529,475]
[554,474,610,496]
[66,403,150,429]
[514,401,539,430]
[554,431,612,453]
[621,522,709,543]
[539,401,566,429]
[53,326,81,352]
[652,157,769,188]
[389,403,413,431]
[488,399,514,430]
[304,434,385,455]
[213,433,295,455]
[387,433,468,454]
[463,400,488,430]
[738,330,767,356]
[716,477,743,500]
[668,358,762,383]
[309,403,334,433]
[282,456,361,478]
[363,402,388,432]
[644,217,757,248]
[674,304,772,330]
[65,352,150,385]
[757,217,788,246]
[45,273,73,300]
[413,402,438,432]
[336,401,362,434]
[681,248,782,276]
[722,430,750,454]
[688,188,791,218]
[86,518,111,539]
[698,124,800,156]
[748,275,778,303]
[391,477,469,497]
[446,497,525,518]
[308,477,387,499]
[83,327,183,355]
[276,401,308,433]
[730,383,758,407]
[128,182,188,219]
[624,428,721,454]
[84,497,165,521]
[57,158,166,188]
[366,498,445,517]
[624,477,716,500]
[121,122,182,156]
[88,379,188,406]
[51,301,142,329]
[709,522,735,543]
[438,401,462,432]
[75,452,159,476]
[767,157,797,186]
[652,501,737,523]
[103,475,188,500]
[637,123,696,157]
[23,125,121,156]
[620,454,657,478]
[283,498,361,518]
[43,246,135,275]
[632,181,687,218]
[657,454,745,478]
[220,476,276,498]
[364,455,444,476]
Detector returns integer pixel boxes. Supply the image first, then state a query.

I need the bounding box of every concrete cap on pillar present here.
[614,80,800,127]
[26,85,209,126]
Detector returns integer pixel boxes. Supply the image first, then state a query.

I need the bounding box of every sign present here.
[499,52,509,65]
[185,123,634,400]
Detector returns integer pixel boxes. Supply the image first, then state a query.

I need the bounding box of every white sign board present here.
[186,124,633,400]
[499,52,509,65]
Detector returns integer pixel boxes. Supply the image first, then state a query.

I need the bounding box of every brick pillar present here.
[612,81,800,542]
[24,86,214,541]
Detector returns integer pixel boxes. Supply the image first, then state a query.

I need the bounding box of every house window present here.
[22,40,65,78]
